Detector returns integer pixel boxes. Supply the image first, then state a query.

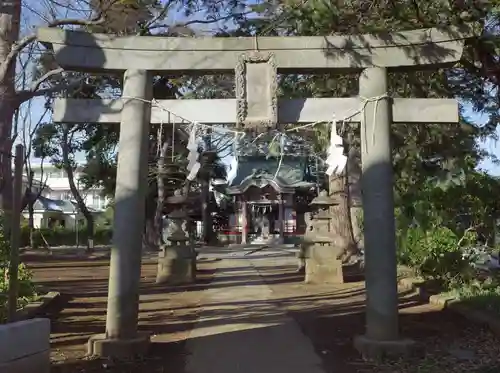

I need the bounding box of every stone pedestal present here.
[87,332,150,358]
[353,335,417,360]
[305,246,344,284]
[156,245,197,285]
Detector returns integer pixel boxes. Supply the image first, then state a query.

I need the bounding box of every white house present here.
[22,163,110,229]
[28,195,101,230]
[30,164,109,210]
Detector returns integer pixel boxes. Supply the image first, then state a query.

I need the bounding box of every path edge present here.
[398,277,500,337]
[15,291,61,321]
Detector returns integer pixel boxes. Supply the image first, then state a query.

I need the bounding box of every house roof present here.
[31,195,98,213]
[226,155,315,195]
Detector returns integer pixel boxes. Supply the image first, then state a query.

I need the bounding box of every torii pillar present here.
[88,70,152,357]
[353,67,416,358]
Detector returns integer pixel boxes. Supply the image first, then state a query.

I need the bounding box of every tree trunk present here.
[329,172,358,263]
[26,171,35,248]
[61,125,94,253]
[0,0,21,234]
[153,140,168,250]
[143,180,159,251]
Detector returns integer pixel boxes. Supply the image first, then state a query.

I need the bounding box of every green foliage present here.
[449,277,500,315]
[242,0,499,188]
[397,225,477,286]
[0,212,37,323]
[20,226,113,248]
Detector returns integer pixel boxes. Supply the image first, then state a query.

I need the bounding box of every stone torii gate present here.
[37,27,466,358]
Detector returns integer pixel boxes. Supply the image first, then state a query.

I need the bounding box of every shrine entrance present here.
[247,200,279,245]
[223,165,315,245]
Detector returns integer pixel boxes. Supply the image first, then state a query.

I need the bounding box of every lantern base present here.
[304,246,344,284]
[156,245,197,285]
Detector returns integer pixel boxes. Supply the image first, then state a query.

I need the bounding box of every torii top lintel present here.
[37,26,469,73]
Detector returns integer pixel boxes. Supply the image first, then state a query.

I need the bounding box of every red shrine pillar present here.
[278,193,284,243]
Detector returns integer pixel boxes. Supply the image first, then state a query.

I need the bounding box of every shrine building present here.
[217,155,317,245]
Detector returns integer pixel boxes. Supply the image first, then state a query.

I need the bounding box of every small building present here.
[23,195,100,229]
[217,155,317,245]
[30,163,109,211]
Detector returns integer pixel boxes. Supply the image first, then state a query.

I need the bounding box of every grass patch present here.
[447,278,500,315]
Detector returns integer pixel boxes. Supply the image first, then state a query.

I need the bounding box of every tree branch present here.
[29,67,65,93]
[17,75,88,103]
[140,0,176,33]
[148,11,253,33]
[0,14,106,87]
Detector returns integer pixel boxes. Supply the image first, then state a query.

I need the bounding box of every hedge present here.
[20,226,113,248]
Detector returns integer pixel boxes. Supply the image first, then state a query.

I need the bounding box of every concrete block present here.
[16,292,60,321]
[429,294,456,308]
[0,318,51,373]
[0,349,50,373]
[354,335,418,360]
[0,318,50,362]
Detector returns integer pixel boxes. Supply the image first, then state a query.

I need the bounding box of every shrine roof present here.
[226,155,315,194]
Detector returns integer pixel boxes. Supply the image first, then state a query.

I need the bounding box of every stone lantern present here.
[300,190,344,284]
[156,189,197,285]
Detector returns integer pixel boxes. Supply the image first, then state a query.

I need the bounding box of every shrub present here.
[20,226,113,248]
[397,225,476,287]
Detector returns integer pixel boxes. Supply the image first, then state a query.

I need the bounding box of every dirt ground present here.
[23,252,500,373]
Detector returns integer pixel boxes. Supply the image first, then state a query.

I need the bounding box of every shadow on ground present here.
[23,253,500,373]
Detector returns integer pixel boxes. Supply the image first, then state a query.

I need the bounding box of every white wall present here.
[22,212,85,230]
[30,165,110,211]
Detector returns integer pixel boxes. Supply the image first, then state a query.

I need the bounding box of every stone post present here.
[354,67,414,358]
[88,70,152,357]
[241,199,247,244]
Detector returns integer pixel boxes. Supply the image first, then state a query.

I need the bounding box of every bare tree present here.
[8,39,51,248]
[21,107,51,249]
[0,0,109,232]
[60,124,95,252]
[154,128,169,250]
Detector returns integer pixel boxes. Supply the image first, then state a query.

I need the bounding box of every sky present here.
[463,108,500,176]
[14,0,500,176]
